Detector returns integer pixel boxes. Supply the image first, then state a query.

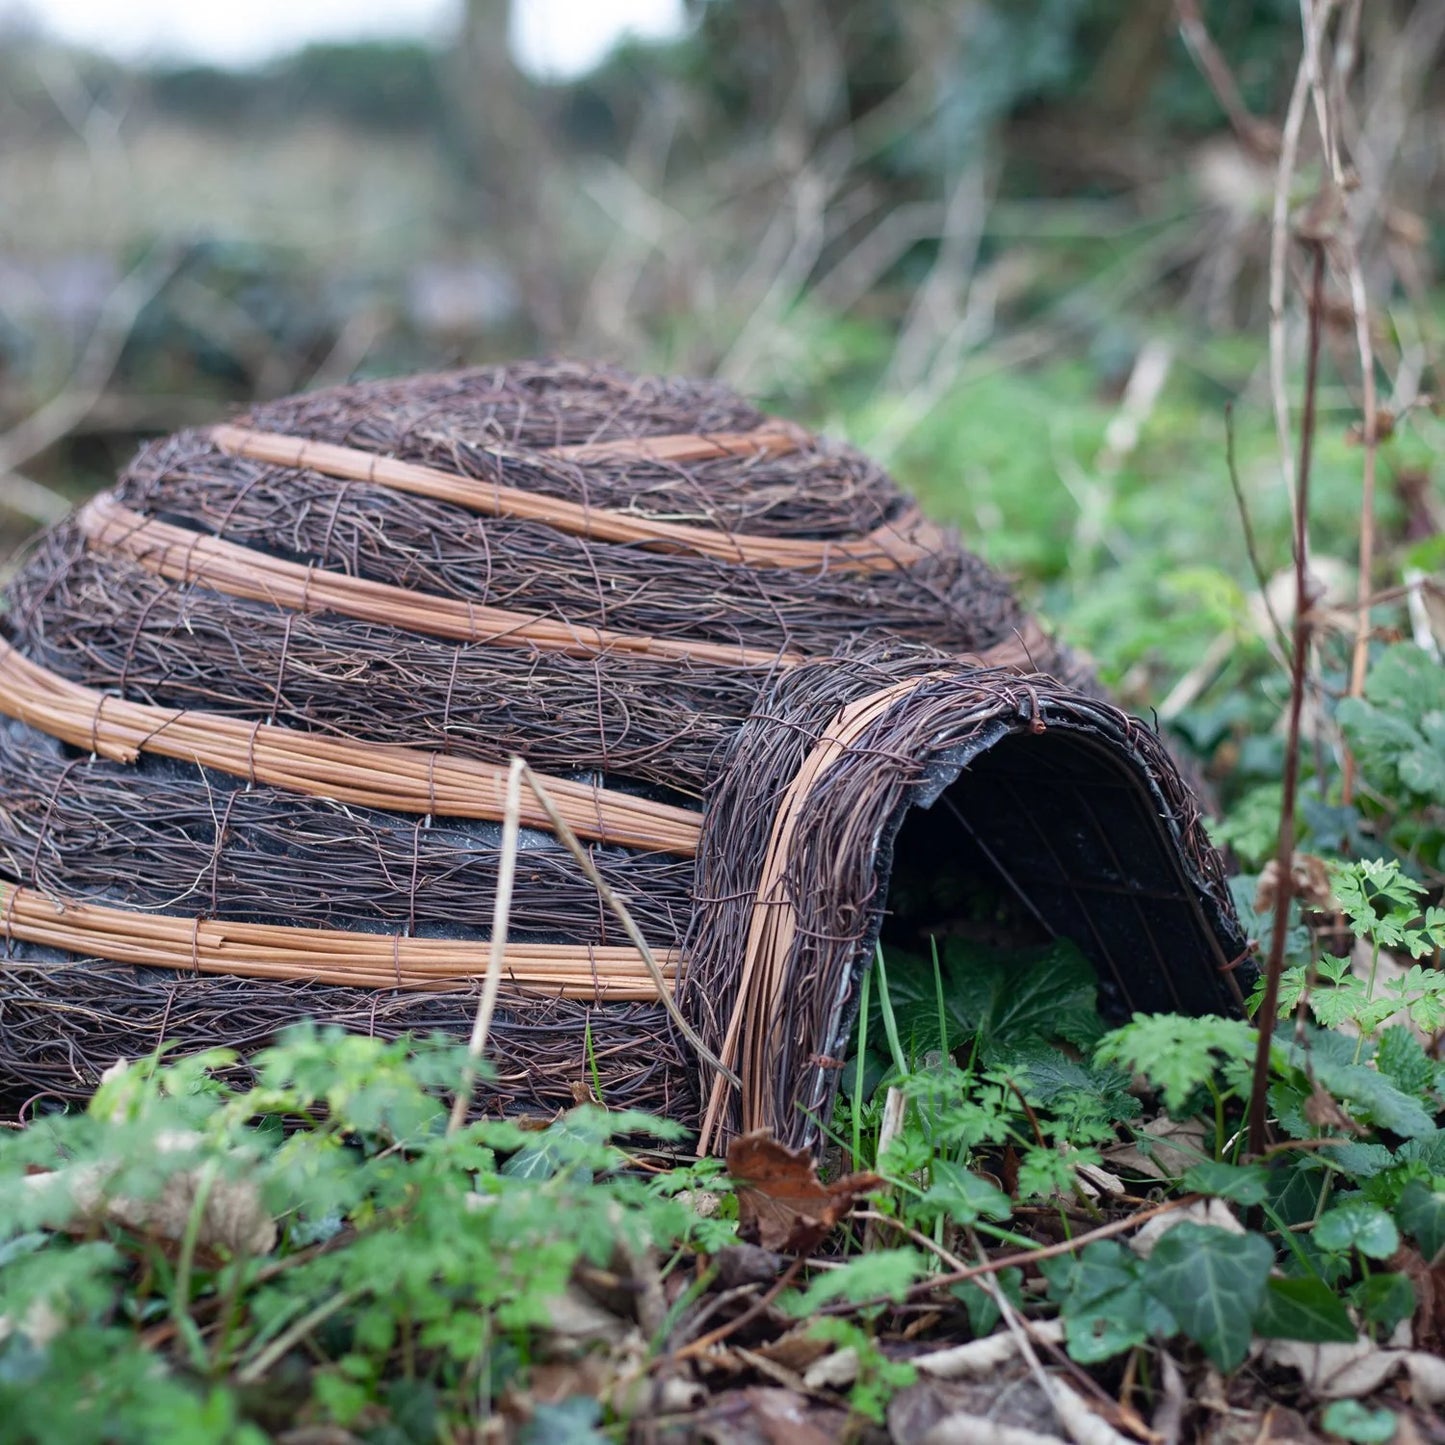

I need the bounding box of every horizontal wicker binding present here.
[0,360,1246,1144]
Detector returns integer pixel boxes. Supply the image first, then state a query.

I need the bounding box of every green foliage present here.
[1040,1241,1176,1363]
[0,1027,730,1440]
[1321,1400,1399,1443]
[785,1250,928,1313]
[1339,645,1445,807]
[1094,1013,1256,1113]
[1143,1224,1274,1372]
[805,1318,918,1425]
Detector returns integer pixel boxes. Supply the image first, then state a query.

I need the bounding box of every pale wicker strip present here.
[0,639,702,856]
[80,494,791,670]
[696,675,939,1155]
[698,624,1049,1142]
[0,879,679,997]
[210,424,952,571]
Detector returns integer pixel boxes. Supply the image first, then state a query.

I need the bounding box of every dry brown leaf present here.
[24,1131,276,1257]
[690,1385,851,1445]
[726,1129,881,1253]
[1105,1116,1209,1182]
[1254,854,1333,914]
[1261,1338,1403,1400]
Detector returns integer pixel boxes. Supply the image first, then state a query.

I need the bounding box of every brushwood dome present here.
[0,360,1247,1148]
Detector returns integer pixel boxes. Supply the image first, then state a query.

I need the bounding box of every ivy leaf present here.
[1395,1179,1445,1264]
[1040,1241,1175,1364]
[1142,1223,1273,1371]
[1315,1200,1400,1260]
[1252,1276,1357,1343]
[1184,1161,1271,1207]
[951,1267,1023,1338]
[1352,1273,1415,1335]
[1320,1399,1398,1444]
[518,1397,608,1445]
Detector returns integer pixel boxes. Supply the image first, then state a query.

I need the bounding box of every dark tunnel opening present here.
[879,726,1245,1027]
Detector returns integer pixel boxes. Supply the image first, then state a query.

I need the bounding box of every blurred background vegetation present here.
[0,0,1440,794]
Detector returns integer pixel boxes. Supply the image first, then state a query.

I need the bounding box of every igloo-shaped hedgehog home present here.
[0,362,1247,1151]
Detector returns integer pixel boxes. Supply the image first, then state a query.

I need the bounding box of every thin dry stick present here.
[1225,402,1290,663]
[449,756,524,1134]
[517,760,742,1093]
[1303,0,1381,804]
[821,1193,1207,1316]
[963,1233,1135,1445]
[1248,242,1328,1159]
[1176,0,1277,157]
[1269,56,1314,525]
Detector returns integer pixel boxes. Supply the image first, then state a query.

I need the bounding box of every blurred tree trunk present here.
[446,0,568,346]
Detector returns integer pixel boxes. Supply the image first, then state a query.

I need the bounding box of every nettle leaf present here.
[1041,1241,1175,1365]
[1359,644,1445,718]
[1294,1035,1436,1139]
[885,938,1102,1063]
[1184,1161,1271,1207]
[1095,1015,1256,1113]
[1010,1048,1141,1127]
[1315,1199,1400,1259]
[1316,1142,1395,1181]
[1396,1179,1445,1264]
[1400,724,1445,800]
[1142,1223,1273,1372]
[1374,1026,1440,1100]
[1340,646,1445,807]
[1252,1276,1358,1343]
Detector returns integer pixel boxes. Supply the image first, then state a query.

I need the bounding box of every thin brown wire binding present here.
[0,879,680,996]
[79,494,794,669]
[696,674,939,1155]
[209,425,951,571]
[0,639,702,856]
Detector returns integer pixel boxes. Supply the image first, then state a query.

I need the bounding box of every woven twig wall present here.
[0,361,1244,1143]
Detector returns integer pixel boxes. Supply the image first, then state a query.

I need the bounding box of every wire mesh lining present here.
[112,433,1024,660]
[684,652,1249,1153]
[0,724,693,944]
[0,953,691,1121]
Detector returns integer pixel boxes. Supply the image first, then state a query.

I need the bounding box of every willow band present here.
[0,360,1247,1147]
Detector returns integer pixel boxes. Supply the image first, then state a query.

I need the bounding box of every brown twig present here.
[1247,242,1328,1159]
[517,760,742,1093]
[669,1255,805,1359]
[1175,0,1279,159]
[821,1193,1207,1315]
[1224,402,1290,664]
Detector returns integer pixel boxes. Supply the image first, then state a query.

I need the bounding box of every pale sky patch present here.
[0,0,686,77]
